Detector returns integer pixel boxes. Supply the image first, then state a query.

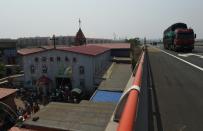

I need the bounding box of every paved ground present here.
[147,45,203,131]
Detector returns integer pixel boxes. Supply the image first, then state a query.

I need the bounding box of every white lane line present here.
[178,53,203,59]
[157,49,203,71]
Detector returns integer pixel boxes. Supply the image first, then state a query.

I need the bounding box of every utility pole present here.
[50,34,58,49]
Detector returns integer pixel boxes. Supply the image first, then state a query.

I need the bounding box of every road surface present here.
[147,44,203,131]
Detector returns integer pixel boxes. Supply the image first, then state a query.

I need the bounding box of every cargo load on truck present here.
[163,23,196,52]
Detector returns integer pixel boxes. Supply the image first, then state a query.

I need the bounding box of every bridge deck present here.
[148,46,203,131]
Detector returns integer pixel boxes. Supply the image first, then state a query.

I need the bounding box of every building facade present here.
[18,45,110,96]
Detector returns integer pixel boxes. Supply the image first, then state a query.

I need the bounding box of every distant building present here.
[17,37,51,48]
[18,45,111,96]
[0,39,17,64]
[17,36,113,48]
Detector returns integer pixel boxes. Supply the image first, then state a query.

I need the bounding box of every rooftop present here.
[90,43,130,49]
[57,45,109,56]
[24,102,116,131]
[18,44,110,56]
[17,48,45,55]
[98,63,132,92]
[0,88,18,100]
[91,90,122,103]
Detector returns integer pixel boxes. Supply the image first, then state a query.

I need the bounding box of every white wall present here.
[22,49,110,94]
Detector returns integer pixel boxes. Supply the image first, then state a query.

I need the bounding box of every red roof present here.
[89,43,130,49]
[17,43,128,56]
[0,88,18,100]
[58,45,110,56]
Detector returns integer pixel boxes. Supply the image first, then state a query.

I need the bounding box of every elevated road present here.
[147,44,203,131]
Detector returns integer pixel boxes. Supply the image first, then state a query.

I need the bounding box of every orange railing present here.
[117,51,145,131]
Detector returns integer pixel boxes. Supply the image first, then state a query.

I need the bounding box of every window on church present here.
[57,57,61,62]
[50,57,54,62]
[42,65,47,73]
[30,65,35,74]
[80,79,85,87]
[42,57,47,62]
[73,57,77,63]
[79,66,84,74]
[65,56,69,62]
[35,57,39,62]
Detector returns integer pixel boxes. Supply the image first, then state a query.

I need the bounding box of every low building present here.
[0,39,18,64]
[90,43,131,57]
[0,88,18,111]
[23,102,116,131]
[17,37,51,48]
[0,88,18,130]
[18,45,111,97]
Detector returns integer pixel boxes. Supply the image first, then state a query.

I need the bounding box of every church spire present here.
[75,19,86,46]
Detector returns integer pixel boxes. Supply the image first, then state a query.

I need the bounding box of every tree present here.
[126,38,142,71]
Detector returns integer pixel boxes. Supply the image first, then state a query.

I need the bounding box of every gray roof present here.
[24,102,116,131]
[98,63,132,92]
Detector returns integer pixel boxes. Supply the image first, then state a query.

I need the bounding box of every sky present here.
[0,0,202,39]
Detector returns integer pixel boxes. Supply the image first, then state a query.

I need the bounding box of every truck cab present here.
[174,28,195,51]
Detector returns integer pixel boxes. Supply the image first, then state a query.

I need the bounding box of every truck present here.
[163,23,196,51]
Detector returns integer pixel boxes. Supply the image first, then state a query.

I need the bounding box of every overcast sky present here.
[0,0,202,39]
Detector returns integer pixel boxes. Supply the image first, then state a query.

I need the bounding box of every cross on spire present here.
[50,34,58,49]
[79,18,81,29]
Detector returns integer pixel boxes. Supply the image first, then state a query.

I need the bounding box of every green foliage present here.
[126,37,142,71]
[125,37,140,46]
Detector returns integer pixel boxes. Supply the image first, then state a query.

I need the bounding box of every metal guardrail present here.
[117,50,145,131]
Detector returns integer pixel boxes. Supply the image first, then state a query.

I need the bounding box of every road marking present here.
[158,49,203,71]
[178,53,203,59]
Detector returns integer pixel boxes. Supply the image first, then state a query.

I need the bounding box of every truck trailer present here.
[163,23,196,51]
